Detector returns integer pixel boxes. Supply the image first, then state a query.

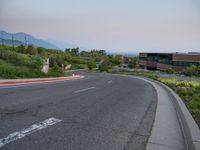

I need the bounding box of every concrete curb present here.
[0,75,84,86]
[65,69,87,73]
[152,79,200,150]
[135,77,185,150]
[135,76,200,150]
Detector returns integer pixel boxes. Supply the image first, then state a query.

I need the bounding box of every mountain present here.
[0,38,23,47]
[0,30,59,49]
[48,39,87,50]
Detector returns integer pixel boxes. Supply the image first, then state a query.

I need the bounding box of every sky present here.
[0,0,200,53]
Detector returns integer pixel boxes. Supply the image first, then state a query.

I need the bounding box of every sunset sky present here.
[0,0,200,53]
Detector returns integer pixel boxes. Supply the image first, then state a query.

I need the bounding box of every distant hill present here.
[0,30,60,49]
[0,38,23,47]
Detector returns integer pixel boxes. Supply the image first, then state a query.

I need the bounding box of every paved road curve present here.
[0,73,157,150]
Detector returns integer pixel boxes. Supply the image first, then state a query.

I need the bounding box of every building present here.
[139,53,200,72]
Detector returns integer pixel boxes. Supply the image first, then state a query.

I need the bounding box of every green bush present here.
[69,57,86,64]
[87,61,96,70]
[165,68,175,74]
[184,65,200,77]
[52,62,63,73]
[176,87,187,97]
[99,60,111,72]
[189,97,200,110]
[47,70,65,77]
[70,64,86,70]
[0,60,45,79]
[0,49,43,69]
[99,63,109,72]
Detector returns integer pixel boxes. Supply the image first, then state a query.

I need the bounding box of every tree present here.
[16,45,26,53]
[109,56,121,65]
[128,58,137,68]
[99,50,106,55]
[56,55,64,66]
[99,60,111,72]
[52,62,62,73]
[37,47,46,57]
[65,48,71,53]
[26,45,37,55]
[80,51,89,57]
[87,61,96,70]
[123,57,130,64]
[29,55,43,69]
[71,48,79,56]
[49,57,56,67]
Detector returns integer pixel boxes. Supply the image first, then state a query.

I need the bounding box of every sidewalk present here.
[138,77,200,150]
[143,78,185,150]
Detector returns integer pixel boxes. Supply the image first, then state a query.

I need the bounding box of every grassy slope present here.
[0,59,46,79]
[0,59,65,79]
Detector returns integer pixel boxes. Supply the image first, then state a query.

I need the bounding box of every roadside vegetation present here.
[159,78,200,126]
[0,44,137,78]
[0,45,65,78]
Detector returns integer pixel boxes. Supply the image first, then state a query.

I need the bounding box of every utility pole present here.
[24,36,28,47]
[12,35,14,50]
[1,39,4,46]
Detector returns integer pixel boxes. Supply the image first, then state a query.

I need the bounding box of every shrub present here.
[87,61,96,70]
[99,62,110,72]
[184,65,200,77]
[176,87,187,97]
[0,60,45,79]
[26,45,38,55]
[16,45,26,53]
[52,62,62,73]
[70,64,86,70]
[0,49,43,69]
[165,68,175,74]
[190,97,200,119]
[189,97,200,109]
[69,57,86,64]
[0,59,65,79]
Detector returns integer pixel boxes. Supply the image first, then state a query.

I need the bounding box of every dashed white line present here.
[0,117,62,148]
[74,87,95,93]
[108,80,112,84]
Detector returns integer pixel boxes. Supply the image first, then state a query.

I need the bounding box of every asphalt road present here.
[0,73,157,150]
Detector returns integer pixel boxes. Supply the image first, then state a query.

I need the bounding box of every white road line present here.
[0,82,63,89]
[108,80,112,84]
[0,79,80,89]
[0,84,38,89]
[74,87,95,93]
[0,117,62,148]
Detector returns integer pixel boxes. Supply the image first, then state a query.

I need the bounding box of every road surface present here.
[0,73,157,150]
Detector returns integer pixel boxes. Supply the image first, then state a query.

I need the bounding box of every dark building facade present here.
[139,53,200,72]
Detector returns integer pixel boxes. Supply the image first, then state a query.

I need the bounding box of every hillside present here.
[0,44,137,79]
[0,30,59,49]
[0,38,23,47]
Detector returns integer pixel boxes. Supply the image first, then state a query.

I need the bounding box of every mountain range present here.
[0,30,59,49]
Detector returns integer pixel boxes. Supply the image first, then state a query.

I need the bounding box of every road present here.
[0,73,157,150]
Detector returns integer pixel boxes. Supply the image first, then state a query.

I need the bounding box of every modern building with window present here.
[139,53,200,72]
